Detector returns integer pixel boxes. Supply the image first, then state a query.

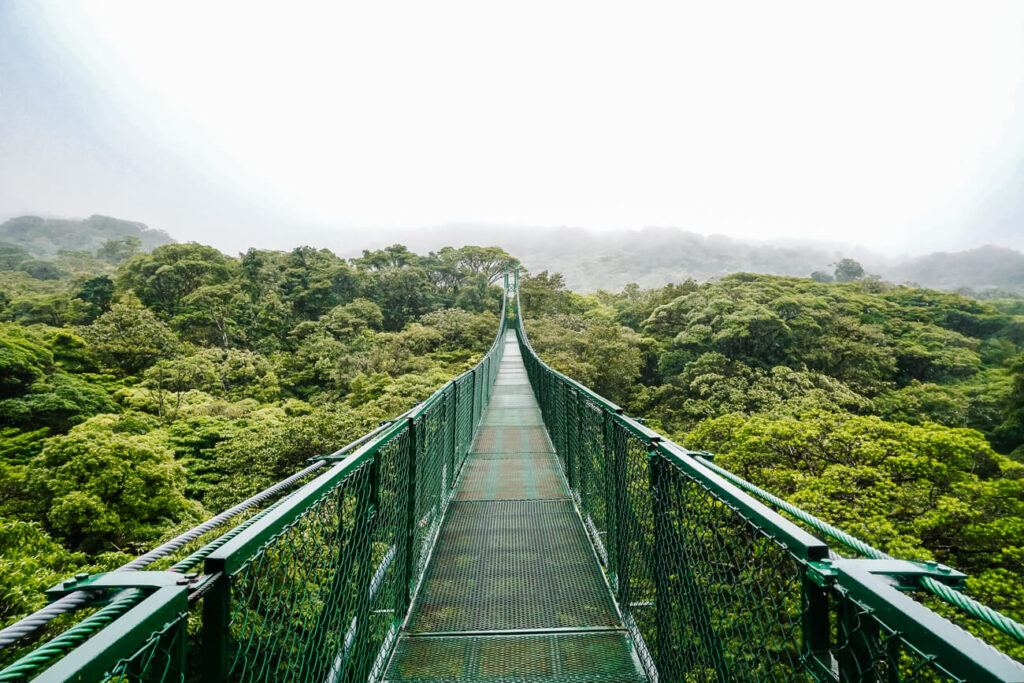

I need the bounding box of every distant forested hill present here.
[0,215,174,258]
[394,225,1024,295]
[889,245,1024,294]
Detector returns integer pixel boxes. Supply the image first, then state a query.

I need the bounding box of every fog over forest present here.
[4,215,1023,296]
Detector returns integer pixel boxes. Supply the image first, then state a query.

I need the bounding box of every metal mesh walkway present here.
[383,331,647,682]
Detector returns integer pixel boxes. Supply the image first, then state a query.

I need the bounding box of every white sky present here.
[2,1,1024,253]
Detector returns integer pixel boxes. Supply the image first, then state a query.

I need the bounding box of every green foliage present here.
[428,245,518,286]
[418,309,497,351]
[0,215,172,259]
[525,313,644,404]
[686,410,1024,591]
[323,298,383,336]
[0,517,126,626]
[607,281,699,331]
[73,276,115,320]
[276,246,359,320]
[17,259,65,280]
[27,414,200,552]
[117,243,233,317]
[649,352,869,432]
[640,274,1018,398]
[519,271,574,317]
[376,266,434,331]
[96,236,141,264]
[524,269,1024,644]
[0,324,53,398]
[0,324,117,433]
[0,371,117,432]
[142,348,280,419]
[833,257,865,282]
[84,295,179,374]
[203,405,381,510]
[0,427,50,464]
[0,230,1022,660]
[996,352,1024,456]
[0,244,32,270]
[0,237,517,629]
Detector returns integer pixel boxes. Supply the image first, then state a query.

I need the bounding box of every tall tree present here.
[84,296,178,374]
[117,243,232,316]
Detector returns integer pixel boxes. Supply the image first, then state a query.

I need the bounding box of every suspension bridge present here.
[2,268,1023,682]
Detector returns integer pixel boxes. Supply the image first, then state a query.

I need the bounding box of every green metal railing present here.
[512,289,1024,683]
[0,298,508,682]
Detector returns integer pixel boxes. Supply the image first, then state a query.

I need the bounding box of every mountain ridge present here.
[362,224,1024,295]
[0,214,175,258]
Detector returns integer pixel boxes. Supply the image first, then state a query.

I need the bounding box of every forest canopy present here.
[0,239,515,629]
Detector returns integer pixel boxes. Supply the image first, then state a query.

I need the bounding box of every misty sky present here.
[2,1,1024,254]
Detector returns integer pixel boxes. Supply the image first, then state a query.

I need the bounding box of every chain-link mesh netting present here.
[649,451,809,681]
[225,458,371,681]
[206,308,505,681]
[832,597,962,682]
[104,613,188,683]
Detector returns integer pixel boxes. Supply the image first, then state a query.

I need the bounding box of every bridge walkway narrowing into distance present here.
[3,271,1024,682]
[382,330,647,681]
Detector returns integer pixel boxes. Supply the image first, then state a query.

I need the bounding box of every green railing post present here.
[200,573,230,683]
[602,408,620,588]
[477,365,483,423]
[469,368,476,432]
[566,388,577,492]
[802,570,831,676]
[580,401,593,513]
[175,618,187,683]
[449,385,458,493]
[352,456,378,680]
[400,416,419,616]
[650,448,669,673]
[613,432,631,603]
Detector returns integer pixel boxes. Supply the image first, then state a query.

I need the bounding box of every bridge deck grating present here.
[404,499,619,632]
[382,632,646,682]
[385,331,644,682]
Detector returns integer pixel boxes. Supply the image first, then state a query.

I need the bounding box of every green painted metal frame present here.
[833,562,1024,682]
[37,585,187,681]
